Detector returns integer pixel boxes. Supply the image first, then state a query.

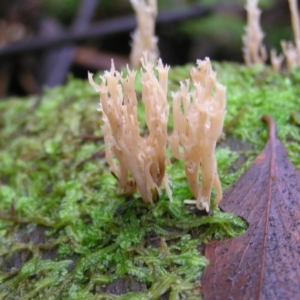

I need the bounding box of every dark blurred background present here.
[0,0,295,98]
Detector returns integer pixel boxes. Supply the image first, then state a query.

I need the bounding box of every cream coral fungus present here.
[258,0,300,71]
[129,0,159,67]
[270,49,284,72]
[242,0,267,66]
[278,0,300,70]
[88,53,170,204]
[89,56,226,211]
[169,58,226,211]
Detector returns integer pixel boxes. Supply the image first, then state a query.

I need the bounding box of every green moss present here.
[1,63,300,299]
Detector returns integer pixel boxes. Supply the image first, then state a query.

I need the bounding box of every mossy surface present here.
[0,62,299,299]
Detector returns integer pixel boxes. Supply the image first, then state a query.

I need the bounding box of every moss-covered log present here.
[0,63,299,299]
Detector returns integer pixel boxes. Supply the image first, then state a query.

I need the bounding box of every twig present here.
[76,150,105,170]
[39,0,100,87]
[0,5,211,58]
[77,134,104,141]
[0,211,55,227]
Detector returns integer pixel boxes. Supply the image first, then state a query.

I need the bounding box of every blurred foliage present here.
[198,0,273,8]
[40,0,81,23]
[39,0,295,63]
[178,13,244,61]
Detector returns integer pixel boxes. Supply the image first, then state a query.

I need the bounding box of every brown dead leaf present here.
[203,115,300,299]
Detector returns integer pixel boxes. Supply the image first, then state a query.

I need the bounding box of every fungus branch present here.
[280,0,300,69]
[89,54,170,204]
[169,58,226,211]
[129,0,159,67]
[270,0,300,71]
[242,0,267,66]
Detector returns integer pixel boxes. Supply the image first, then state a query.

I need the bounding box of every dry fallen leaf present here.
[203,115,300,299]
